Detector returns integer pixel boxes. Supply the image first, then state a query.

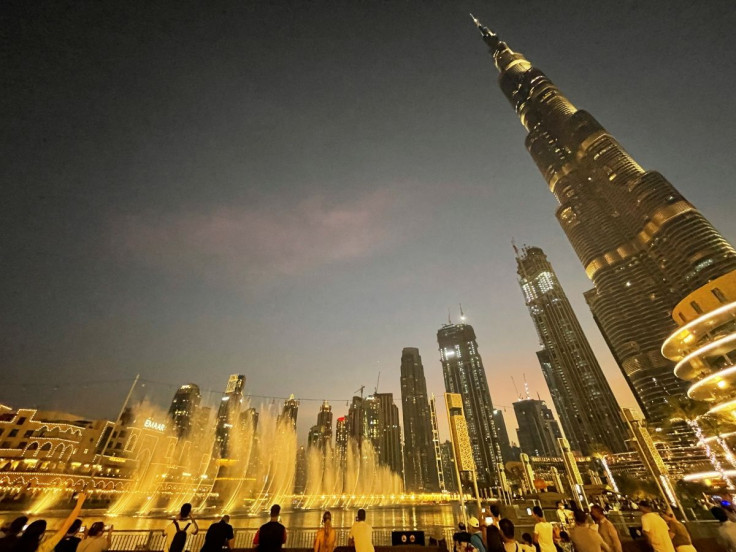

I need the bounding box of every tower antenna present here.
[375,371,381,394]
[459,303,466,322]
[523,374,531,399]
[511,376,521,400]
[448,308,452,325]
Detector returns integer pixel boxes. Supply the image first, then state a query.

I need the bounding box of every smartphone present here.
[485,517,493,525]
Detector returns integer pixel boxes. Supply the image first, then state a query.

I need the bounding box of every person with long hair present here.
[76,523,111,552]
[313,511,335,552]
[12,493,86,552]
[0,516,29,552]
[54,519,83,552]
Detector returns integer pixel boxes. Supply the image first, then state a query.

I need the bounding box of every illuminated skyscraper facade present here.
[400,347,440,492]
[438,322,504,489]
[215,374,245,457]
[279,394,299,429]
[516,245,628,453]
[474,18,736,424]
[168,383,201,438]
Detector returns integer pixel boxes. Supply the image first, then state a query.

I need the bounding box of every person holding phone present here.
[348,509,373,552]
[164,504,199,552]
[12,493,86,552]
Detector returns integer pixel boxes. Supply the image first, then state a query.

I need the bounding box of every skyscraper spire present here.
[476,26,736,428]
[469,14,501,52]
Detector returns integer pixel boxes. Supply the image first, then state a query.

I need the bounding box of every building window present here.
[1,442,9,448]
[712,288,729,304]
[18,442,26,449]
[9,429,18,437]
[24,430,34,438]
[16,417,26,425]
[690,301,703,314]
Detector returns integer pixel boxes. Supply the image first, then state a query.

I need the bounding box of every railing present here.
[107,527,464,551]
[102,520,723,552]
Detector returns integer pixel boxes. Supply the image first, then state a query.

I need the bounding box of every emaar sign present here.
[144,419,166,432]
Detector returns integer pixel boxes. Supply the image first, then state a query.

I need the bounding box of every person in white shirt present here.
[348,509,374,552]
[531,506,555,552]
[638,501,674,552]
[712,506,736,551]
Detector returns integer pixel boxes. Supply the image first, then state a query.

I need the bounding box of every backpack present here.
[169,520,191,552]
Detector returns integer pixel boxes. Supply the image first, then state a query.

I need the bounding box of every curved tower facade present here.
[474,18,736,424]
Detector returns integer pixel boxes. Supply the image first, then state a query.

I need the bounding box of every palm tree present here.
[665,396,734,487]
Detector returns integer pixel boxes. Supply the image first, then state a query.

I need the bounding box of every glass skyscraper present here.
[516,245,628,453]
[400,347,440,492]
[438,322,503,489]
[473,18,736,424]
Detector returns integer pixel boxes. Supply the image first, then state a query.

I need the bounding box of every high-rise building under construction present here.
[473,17,736,424]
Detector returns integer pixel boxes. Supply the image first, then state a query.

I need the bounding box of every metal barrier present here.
[106,527,458,551]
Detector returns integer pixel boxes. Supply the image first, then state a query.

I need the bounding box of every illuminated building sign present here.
[144,419,166,432]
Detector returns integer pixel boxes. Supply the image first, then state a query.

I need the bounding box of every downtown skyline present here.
[2,2,736,443]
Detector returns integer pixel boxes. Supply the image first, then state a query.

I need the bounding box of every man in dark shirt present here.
[200,516,235,552]
[254,505,286,552]
[54,519,83,552]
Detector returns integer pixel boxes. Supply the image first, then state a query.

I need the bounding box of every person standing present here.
[568,511,609,552]
[531,506,555,552]
[485,506,505,552]
[55,520,83,552]
[660,511,696,552]
[712,507,736,551]
[313,512,335,552]
[200,516,234,552]
[164,504,199,552]
[498,519,520,552]
[348,509,373,552]
[0,517,29,552]
[452,523,471,552]
[254,505,286,552]
[590,505,622,552]
[555,503,569,527]
[13,493,87,552]
[519,534,534,552]
[638,501,674,552]
[467,518,486,552]
[77,523,112,552]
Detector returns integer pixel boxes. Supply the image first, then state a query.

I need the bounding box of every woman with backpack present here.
[163,504,199,552]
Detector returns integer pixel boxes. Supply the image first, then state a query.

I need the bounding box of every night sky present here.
[2,1,735,442]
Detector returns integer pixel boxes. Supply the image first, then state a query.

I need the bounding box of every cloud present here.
[111,187,424,287]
